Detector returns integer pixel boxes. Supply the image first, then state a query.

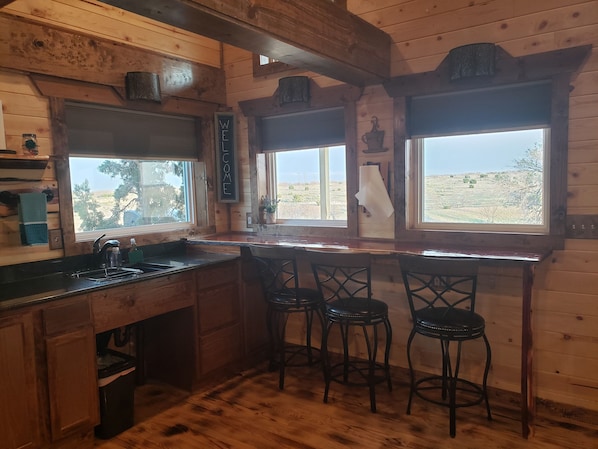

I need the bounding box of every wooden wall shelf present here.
[0,156,50,182]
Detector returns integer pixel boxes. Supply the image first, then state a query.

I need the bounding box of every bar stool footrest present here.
[413,375,486,409]
[328,359,390,388]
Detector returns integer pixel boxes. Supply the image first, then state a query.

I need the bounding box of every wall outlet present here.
[246,212,253,228]
[48,228,63,250]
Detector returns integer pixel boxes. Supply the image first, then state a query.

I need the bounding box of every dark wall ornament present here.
[449,43,496,81]
[278,76,310,106]
[362,116,388,153]
[125,72,162,102]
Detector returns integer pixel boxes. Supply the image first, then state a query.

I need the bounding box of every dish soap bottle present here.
[128,238,144,264]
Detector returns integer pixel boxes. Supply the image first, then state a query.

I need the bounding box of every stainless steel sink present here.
[69,262,174,282]
[70,267,144,281]
[127,262,174,273]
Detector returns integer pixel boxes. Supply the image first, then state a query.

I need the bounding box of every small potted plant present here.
[260,195,279,224]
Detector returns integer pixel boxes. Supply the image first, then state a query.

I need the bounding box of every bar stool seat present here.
[415,307,486,339]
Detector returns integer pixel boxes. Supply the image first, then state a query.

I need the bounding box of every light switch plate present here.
[49,228,63,250]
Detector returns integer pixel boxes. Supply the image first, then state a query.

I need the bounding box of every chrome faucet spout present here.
[92,235,120,267]
[93,234,107,255]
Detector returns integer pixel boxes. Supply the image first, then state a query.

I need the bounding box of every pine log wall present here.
[0,0,596,414]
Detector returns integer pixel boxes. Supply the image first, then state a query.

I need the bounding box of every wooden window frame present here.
[239,82,363,238]
[37,75,219,256]
[384,45,591,252]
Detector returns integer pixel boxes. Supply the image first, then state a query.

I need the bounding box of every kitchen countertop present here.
[0,249,237,312]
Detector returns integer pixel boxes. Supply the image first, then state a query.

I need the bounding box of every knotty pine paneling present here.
[0,70,57,264]
[3,0,221,68]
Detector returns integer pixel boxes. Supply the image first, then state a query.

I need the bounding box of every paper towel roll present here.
[355,165,394,218]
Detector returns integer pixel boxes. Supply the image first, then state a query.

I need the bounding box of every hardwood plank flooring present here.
[94,364,598,449]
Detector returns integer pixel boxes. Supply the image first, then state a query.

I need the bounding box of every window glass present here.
[69,157,194,238]
[412,128,548,232]
[271,146,347,223]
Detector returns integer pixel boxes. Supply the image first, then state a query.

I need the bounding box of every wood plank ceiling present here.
[97,0,391,87]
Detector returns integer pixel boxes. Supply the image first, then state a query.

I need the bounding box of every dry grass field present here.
[274,170,539,224]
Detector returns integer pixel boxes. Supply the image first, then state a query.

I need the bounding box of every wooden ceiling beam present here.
[98,0,391,87]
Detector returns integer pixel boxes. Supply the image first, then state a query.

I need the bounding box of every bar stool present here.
[398,254,492,437]
[308,250,392,412]
[249,245,326,390]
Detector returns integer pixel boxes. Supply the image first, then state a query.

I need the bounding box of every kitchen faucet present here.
[92,234,121,267]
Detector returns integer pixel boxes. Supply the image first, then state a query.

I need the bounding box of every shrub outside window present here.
[69,157,196,239]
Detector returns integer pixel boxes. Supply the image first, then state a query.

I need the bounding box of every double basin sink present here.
[70,262,174,282]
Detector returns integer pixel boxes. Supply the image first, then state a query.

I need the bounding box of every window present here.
[410,128,549,233]
[259,107,347,226]
[252,54,293,77]
[65,102,202,241]
[69,157,196,239]
[268,146,346,224]
[406,80,553,236]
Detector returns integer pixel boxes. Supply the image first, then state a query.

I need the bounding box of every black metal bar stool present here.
[308,250,392,412]
[249,245,326,390]
[398,254,492,437]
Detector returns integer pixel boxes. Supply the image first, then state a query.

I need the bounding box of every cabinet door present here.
[0,313,41,449]
[196,261,242,375]
[45,326,99,441]
[197,282,242,374]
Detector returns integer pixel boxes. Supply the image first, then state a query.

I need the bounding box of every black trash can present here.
[95,349,136,439]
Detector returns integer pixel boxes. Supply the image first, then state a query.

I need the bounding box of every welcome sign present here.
[215,112,239,203]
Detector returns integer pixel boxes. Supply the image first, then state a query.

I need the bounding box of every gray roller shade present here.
[65,102,198,160]
[408,80,552,137]
[261,107,345,151]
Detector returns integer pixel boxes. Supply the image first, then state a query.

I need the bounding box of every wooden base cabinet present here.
[196,260,243,377]
[0,312,41,449]
[43,297,99,444]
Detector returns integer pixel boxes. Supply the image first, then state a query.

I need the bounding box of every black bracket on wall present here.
[0,189,54,207]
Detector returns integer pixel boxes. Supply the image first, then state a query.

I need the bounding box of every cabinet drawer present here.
[197,282,240,334]
[43,296,91,336]
[195,261,239,289]
[199,323,242,374]
[92,272,195,333]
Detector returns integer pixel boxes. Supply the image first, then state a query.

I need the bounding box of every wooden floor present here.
[94,363,598,449]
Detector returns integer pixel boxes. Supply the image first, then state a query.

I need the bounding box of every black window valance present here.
[260,107,345,151]
[65,102,198,160]
[407,80,552,137]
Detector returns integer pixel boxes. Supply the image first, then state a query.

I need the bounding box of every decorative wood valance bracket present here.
[383,44,592,97]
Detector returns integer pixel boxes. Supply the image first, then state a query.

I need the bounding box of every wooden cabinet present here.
[42,297,99,443]
[0,312,41,449]
[196,260,243,376]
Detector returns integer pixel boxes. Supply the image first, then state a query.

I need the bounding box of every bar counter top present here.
[188,232,552,263]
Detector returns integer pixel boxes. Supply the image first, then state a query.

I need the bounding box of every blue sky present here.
[70,129,543,190]
[423,129,544,175]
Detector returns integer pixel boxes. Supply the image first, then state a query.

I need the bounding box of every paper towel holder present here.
[357,162,392,217]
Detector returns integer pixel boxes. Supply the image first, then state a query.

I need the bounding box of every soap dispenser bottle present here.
[128,238,144,264]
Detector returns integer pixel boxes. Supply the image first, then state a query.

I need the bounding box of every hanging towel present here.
[18,192,48,245]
